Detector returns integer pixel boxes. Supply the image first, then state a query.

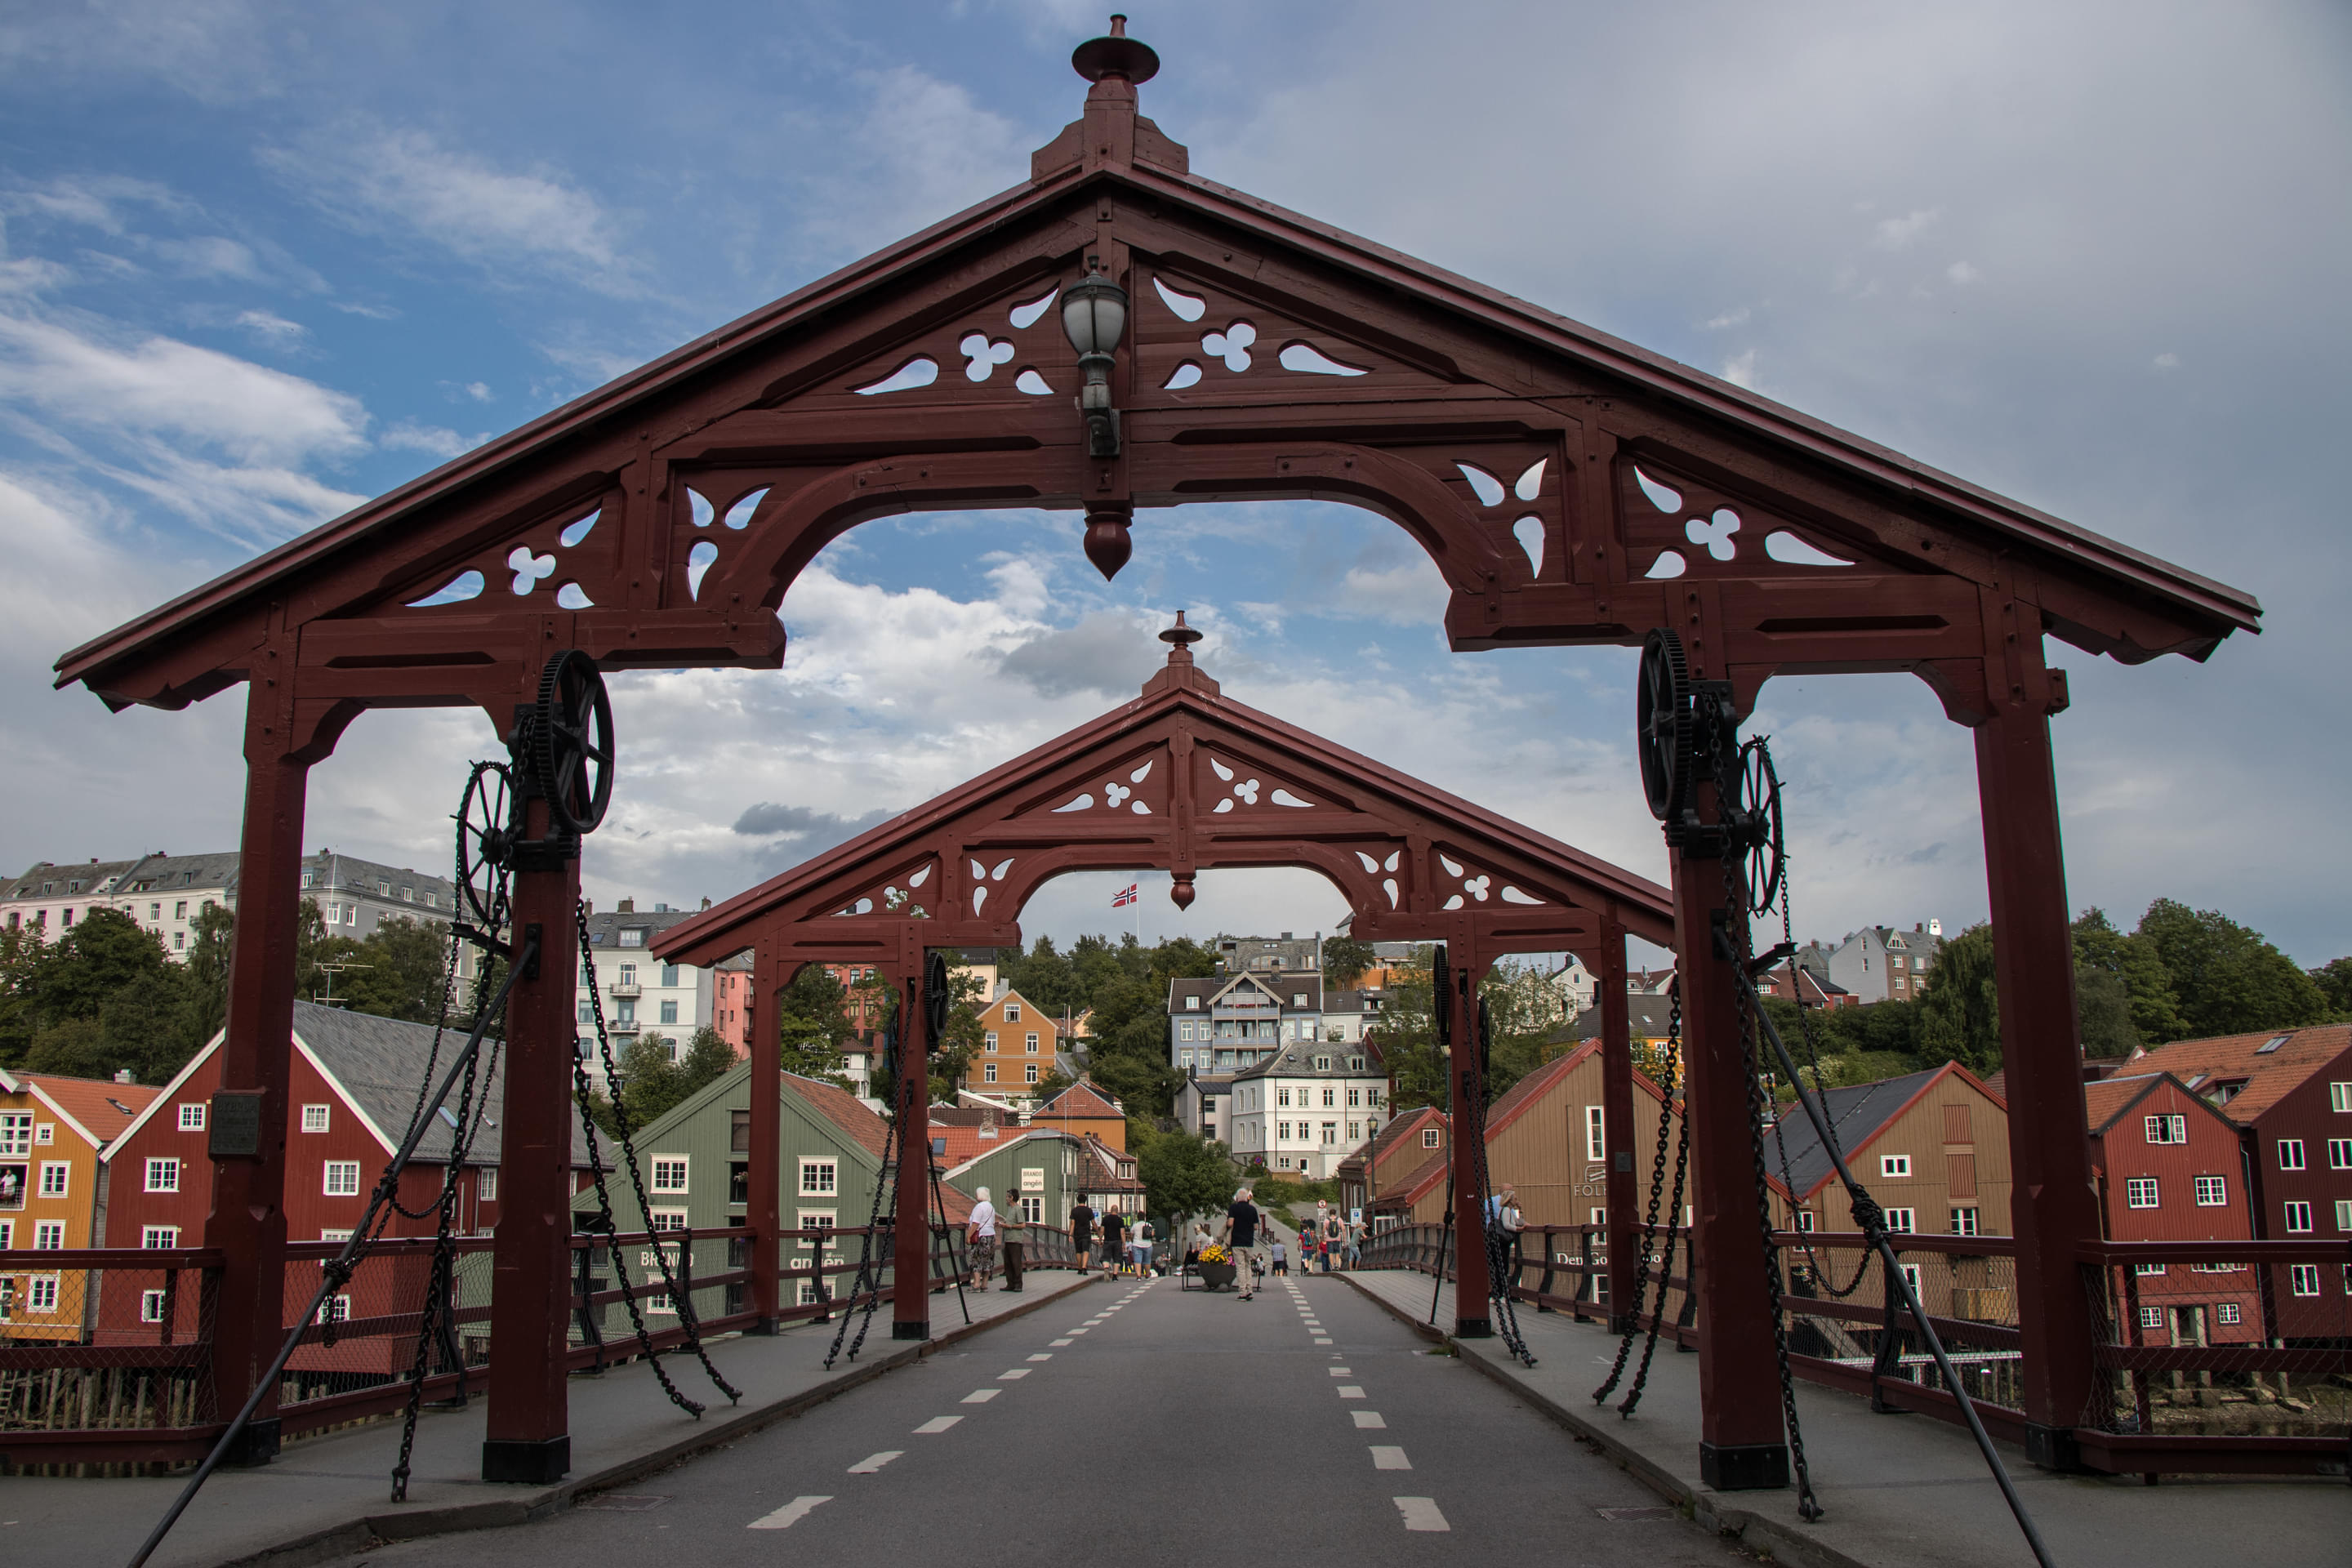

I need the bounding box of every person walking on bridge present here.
[1070,1197,1094,1270]
[1098,1205,1126,1277]
[1222,1187,1266,1299]
[968,1186,1000,1289]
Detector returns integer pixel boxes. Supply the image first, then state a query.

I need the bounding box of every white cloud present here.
[2153,351,2180,368]
[0,310,366,465]
[150,234,261,279]
[464,381,492,401]
[1721,349,1758,387]
[261,126,639,296]
[1946,260,1980,284]
[234,308,307,345]
[381,420,487,460]
[1327,559,1447,626]
[1703,306,1750,329]
[1871,207,1940,250]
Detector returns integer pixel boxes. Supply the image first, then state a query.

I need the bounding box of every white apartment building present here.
[577,901,715,1080]
[1824,921,1946,1005]
[2,849,467,969]
[1225,1040,1389,1178]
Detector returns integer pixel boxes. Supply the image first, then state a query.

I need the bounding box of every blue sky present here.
[2,2,2347,968]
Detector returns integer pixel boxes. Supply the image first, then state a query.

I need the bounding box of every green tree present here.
[336,916,456,1023]
[2074,964,2139,1058]
[2311,956,2352,1019]
[181,902,235,1049]
[1916,923,2002,1075]
[29,907,175,1027]
[2135,899,2331,1040]
[2072,907,2184,1045]
[775,963,856,1088]
[1137,1129,1235,1232]
[1321,935,1374,988]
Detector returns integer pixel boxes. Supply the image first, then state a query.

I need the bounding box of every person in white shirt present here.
[967,1186,1000,1287]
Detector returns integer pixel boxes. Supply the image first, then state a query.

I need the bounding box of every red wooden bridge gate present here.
[38,18,2265,1489]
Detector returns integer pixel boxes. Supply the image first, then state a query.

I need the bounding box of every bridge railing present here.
[0,1246,223,1469]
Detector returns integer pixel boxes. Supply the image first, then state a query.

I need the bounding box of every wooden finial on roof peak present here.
[1159,610,1202,663]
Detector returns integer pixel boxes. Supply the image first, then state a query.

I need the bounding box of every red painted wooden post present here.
[746,940,784,1330]
[1450,945,1492,1337]
[202,650,312,1463]
[1974,681,2100,1468]
[1675,779,1788,1490]
[1600,925,1639,1330]
[481,786,581,1485]
[892,947,931,1339]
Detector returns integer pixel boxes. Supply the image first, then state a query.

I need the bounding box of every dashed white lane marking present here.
[1371,1446,1412,1470]
[749,1496,831,1530]
[848,1451,902,1473]
[1027,1352,1054,1361]
[961,1388,1001,1404]
[1051,1338,1075,1346]
[1068,1328,1090,1334]
[1314,1338,1334,1345]
[999,1368,1031,1379]
[1352,1411,1387,1428]
[1337,1385,1365,1398]
[1393,1497,1450,1532]
[915,1416,962,1433]
[1328,1367,1352,1375]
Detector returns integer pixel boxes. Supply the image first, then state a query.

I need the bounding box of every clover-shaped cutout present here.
[1232,778,1261,804]
[1463,874,1491,902]
[1106,782,1131,808]
[1685,507,1741,561]
[1201,320,1256,372]
[960,332,1016,383]
[507,545,556,595]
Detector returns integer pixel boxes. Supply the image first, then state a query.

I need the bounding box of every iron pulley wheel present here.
[1636,629,1694,823]
[1737,739,1785,915]
[924,951,951,1040]
[532,649,615,835]
[452,761,515,929]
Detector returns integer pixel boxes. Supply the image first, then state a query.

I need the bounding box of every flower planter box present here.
[1196,1260,1238,1290]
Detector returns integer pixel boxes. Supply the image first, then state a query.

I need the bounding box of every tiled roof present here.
[784,1071,889,1160]
[1762,1066,1958,1200]
[11,1073,162,1149]
[1337,1105,1444,1178]
[1036,1079,1121,1120]
[2125,1024,2352,1125]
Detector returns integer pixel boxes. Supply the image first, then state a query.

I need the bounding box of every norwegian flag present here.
[1111,883,1139,907]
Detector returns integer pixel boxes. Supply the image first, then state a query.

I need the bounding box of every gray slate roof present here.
[1231,1038,1386,1082]
[293,999,602,1169]
[1762,1068,1940,1199]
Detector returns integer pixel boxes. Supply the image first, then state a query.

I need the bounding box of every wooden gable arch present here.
[656,628,1673,981]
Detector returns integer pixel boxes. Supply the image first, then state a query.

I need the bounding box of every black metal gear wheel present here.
[1637,628,1695,823]
[531,649,615,835]
[452,760,515,928]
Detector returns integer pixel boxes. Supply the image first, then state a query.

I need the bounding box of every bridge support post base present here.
[223,1416,279,1468]
[482,1437,570,1485]
[1454,1316,1491,1338]
[1699,1441,1787,1490]
[893,1320,929,1341]
[2025,1422,2087,1473]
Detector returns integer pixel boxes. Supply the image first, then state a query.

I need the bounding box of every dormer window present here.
[1185,996,1200,1009]
[1293,993,1307,1007]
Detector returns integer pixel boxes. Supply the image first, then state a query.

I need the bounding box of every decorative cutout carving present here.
[1686,507,1740,561]
[1015,369,1054,395]
[686,540,719,599]
[1052,792,1096,813]
[507,546,556,595]
[1499,885,1543,905]
[1153,277,1205,322]
[959,332,1017,383]
[1764,531,1854,567]
[853,357,939,395]
[559,510,599,547]
[1645,550,1687,580]
[1269,787,1312,808]
[724,489,767,530]
[1512,516,1544,577]
[1201,321,1256,372]
[408,570,483,608]
[555,582,594,609]
[1634,468,1683,513]
[1456,463,1505,507]
[1009,286,1059,329]
[690,489,715,528]
[1513,458,1547,502]
[1163,362,1203,390]
[1277,342,1368,376]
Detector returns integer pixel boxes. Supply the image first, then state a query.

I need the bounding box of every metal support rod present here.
[127,936,538,1568]
[1726,943,2057,1568]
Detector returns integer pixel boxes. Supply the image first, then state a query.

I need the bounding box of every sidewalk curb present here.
[213,1272,1103,1568]
[1339,1273,1869,1568]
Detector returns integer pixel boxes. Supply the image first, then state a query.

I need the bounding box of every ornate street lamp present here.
[1060,273,1129,460]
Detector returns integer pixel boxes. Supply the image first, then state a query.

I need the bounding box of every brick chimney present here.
[617,897,635,914]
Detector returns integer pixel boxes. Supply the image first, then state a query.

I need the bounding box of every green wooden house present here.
[942,1127,1142,1241]
[572,1063,969,1327]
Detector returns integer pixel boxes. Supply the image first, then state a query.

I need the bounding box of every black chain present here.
[1468,1002,1538,1365]
[1594,978,1685,1410]
[1714,719,1820,1522]
[572,900,742,1410]
[826,1078,901,1370]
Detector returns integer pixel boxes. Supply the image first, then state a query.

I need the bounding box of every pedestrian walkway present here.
[4,1272,1098,1568]
[1345,1271,2345,1568]
[307,1267,1759,1567]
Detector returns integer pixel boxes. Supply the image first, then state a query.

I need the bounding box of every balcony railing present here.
[608,982,641,998]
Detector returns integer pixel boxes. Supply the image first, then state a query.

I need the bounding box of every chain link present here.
[1594,979,1683,1406]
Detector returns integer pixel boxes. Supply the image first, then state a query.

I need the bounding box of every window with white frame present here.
[1018,1196,1042,1223]
[652,1156,690,1194]
[1025,1062,1039,1084]
[2136,1305,2164,1330]
[660,1000,679,1025]
[799,1158,837,1196]
[2283,1200,2313,1233]
[983,1062,997,1082]
[140,1289,168,1323]
[2126,1177,2160,1209]
[2194,1174,2227,1207]
[301,1103,330,1134]
[1880,1154,1911,1178]
[1026,1032,1040,1054]
[35,1220,65,1249]
[1004,1002,1020,1022]
[2278,1138,2305,1171]
[2144,1114,2185,1144]
[1348,1121,1361,1140]
[321,1229,354,1242]
[795,1209,836,1250]
[35,1123,54,1144]
[0,1111,30,1156]
[176,1103,205,1132]
[618,927,646,948]
[1884,1208,1915,1233]
[323,1161,360,1196]
[2134,1262,2166,1276]
[38,1162,69,1198]
[145,1157,179,1193]
[1423,1127,1441,1149]
[27,1276,60,1312]
[316,1294,351,1325]
[1794,1209,1815,1232]
[0,1220,11,1249]
[2216,1302,2241,1325]
[2288,1263,2321,1297]
[2330,1138,2352,1170]
[1951,1207,1980,1236]
[1277,1121,1291,1141]
[1276,1087,1290,1107]
[141,1225,179,1249]
[1900,1263,1922,1293]
[2336,1199,2352,1232]
[477,1168,497,1202]
[1320,1087,1335,1107]
[1584,1106,1606,1161]
[984,1031,998,1053]
[1321,1122,1338,1146]
[1185,996,1200,1010]
[2332,1081,2352,1112]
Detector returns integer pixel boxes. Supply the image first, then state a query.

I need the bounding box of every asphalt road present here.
[326,1268,1756,1567]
